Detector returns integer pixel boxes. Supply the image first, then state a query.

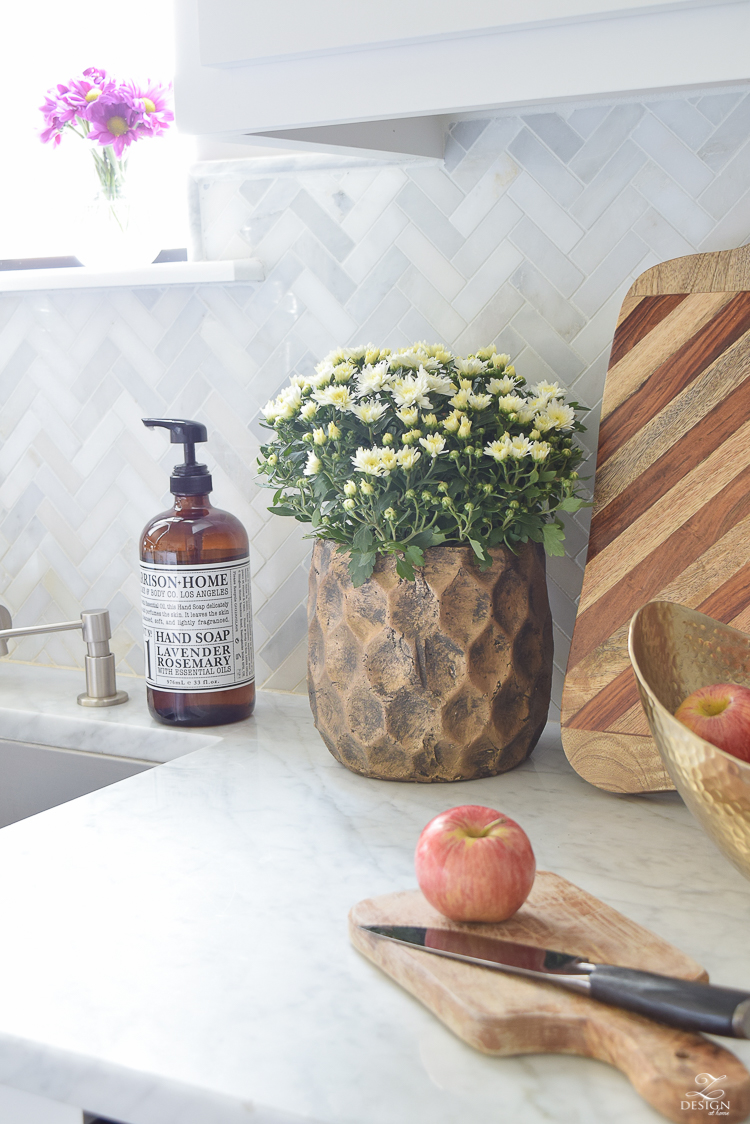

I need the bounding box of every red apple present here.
[675,683,750,763]
[414,805,536,922]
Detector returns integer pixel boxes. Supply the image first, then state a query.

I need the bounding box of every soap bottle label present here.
[140,558,254,693]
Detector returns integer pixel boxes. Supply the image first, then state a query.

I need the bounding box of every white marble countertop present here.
[0,665,748,1124]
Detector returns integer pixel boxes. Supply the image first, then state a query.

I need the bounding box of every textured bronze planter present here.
[307,540,553,782]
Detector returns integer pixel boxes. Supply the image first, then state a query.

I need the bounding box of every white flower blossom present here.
[419,434,446,458]
[308,366,334,388]
[379,448,399,473]
[497,394,526,414]
[343,497,356,511]
[541,400,576,430]
[454,356,486,376]
[468,392,492,411]
[343,481,357,496]
[530,441,551,461]
[487,376,519,396]
[265,386,302,421]
[313,384,354,411]
[303,451,322,476]
[352,447,386,476]
[484,436,513,462]
[389,350,421,370]
[396,405,420,427]
[449,388,471,410]
[531,381,563,402]
[421,368,455,395]
[300,402,317,420]
[356,361,392,396]
[352,400,388,424]
[392,372,433,410]
[491,352,511,369]
[319,347,347,367]
[509,435,532,459]
[442,410,464,434]
[516,406,537,425]
[333,362,355,383]
[396,448,421,470]
[457,417,472,439]
[312,427,327,445]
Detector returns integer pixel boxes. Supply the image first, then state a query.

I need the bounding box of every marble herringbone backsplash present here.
[2,88,750,711]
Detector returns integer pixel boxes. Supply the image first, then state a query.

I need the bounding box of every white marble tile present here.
[452,242,523,323]
[632,113,714,197]
[449,153,520,237]
[507,173,583,254]
[395,225,465,301]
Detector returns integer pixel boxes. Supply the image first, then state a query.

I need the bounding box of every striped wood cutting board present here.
[561,247,750,793]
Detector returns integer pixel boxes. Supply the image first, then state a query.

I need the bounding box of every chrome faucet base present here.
[0,605,128,707]
[77,690,129,708]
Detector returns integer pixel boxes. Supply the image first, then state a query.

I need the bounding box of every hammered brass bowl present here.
[629,601,750,881]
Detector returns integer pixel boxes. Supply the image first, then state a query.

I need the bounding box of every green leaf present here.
[311,508,322,529]
[541,522,566,557]
[468,537,490,564]
[404,544,425,568]
[395,557,415,581]
[409,530,446,550]
[528,468,539,484]
[348,551,377,587]
[267,505,297,518]
[557,496,590,513]
[313,475,331,501]
[353,524,374,552]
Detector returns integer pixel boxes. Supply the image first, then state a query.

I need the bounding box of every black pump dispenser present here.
[142,418,213,495]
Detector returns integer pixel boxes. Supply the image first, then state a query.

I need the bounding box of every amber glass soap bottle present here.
[140,418,255,726]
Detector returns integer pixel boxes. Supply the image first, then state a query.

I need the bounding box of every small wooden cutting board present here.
[349,872,750,1123]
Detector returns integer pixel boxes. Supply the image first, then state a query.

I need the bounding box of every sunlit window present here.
[0,1,196,262]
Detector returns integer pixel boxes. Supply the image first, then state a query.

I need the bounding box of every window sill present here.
[0,259,264,292]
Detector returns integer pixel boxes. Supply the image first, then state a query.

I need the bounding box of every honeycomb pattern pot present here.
[307,539,553,782]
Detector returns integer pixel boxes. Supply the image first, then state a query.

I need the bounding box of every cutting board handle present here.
[589,1005,750,1123]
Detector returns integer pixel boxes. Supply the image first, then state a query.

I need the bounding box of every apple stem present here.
[481,817,506,835]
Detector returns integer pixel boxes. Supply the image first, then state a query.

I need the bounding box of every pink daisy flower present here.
[125,79,174,137]
[86,98,141,157]
[60,69,116,115]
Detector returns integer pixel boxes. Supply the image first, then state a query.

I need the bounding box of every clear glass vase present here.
[76,147,158,269]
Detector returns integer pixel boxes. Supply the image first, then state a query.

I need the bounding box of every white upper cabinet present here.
[175,0,750,158]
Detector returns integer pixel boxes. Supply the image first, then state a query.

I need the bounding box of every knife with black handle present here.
[361,924,750,1038]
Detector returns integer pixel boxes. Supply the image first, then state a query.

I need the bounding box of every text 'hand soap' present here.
[140,418,255,726]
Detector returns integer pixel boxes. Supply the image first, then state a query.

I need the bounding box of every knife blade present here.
[361,924,750,1038]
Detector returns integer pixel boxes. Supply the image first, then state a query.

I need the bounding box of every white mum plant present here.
[258,343,588,585]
